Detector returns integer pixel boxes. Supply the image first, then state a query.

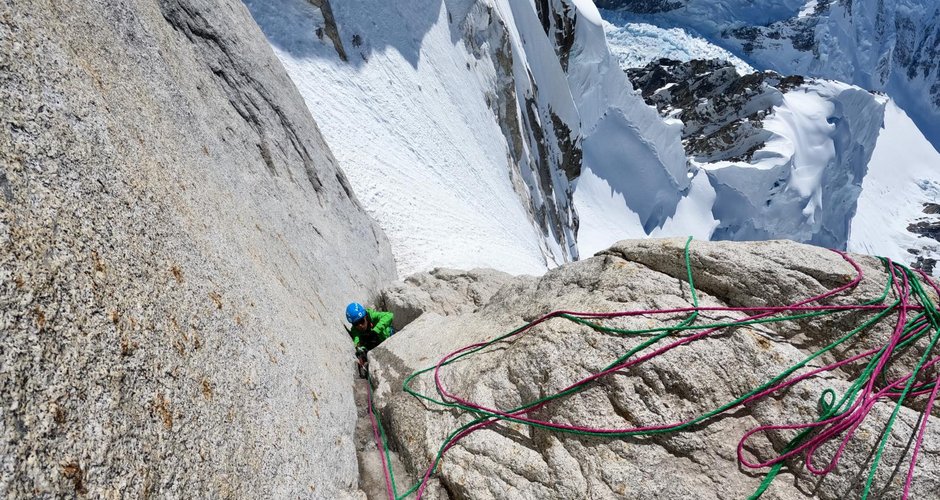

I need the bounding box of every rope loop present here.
[362,239,940,500]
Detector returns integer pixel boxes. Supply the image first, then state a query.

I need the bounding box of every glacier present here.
[597,0,940,153]
[244,0,940,275]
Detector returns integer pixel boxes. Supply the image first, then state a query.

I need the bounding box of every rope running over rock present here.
[365,238,940,499]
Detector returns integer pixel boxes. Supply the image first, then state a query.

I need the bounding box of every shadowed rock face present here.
[370,238,940,499]
[0,0,395,497]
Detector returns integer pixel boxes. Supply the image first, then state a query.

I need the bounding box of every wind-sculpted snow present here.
[600,0,940,152]
[626,58,895,256]
[621,47,940,273]
[555,0,691,256]
[708,82,884,249]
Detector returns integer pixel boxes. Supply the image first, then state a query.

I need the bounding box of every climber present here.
[345,302,395,352]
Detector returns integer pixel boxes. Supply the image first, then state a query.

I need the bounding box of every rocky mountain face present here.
[369,238,940,499]
[627,58,804,163]
[464,0,584,262]
[0,0,395,497]
[599,0,940,150]
[594,0,687,13]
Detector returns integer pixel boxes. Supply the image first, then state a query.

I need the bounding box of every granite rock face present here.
[0,0,395,497]
[380,268,518,330]
[370,239,940,499]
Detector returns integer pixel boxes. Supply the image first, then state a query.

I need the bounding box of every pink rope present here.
[904,270,940,499]
[431,251,865,427]
[411,252,939,499]
[414,250,871,497]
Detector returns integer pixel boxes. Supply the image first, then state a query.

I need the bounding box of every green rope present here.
[363,240,938,499]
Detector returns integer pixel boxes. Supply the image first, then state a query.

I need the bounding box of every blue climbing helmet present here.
[346,302,367,324]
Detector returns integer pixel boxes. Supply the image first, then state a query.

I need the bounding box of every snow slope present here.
[244,0,698,271]
[243,0,556,276]
[849,101,940,266]
[244,0,940,275]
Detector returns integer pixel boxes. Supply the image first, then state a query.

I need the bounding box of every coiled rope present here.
[365,238,940,499]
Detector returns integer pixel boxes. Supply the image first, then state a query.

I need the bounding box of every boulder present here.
[371,238,940,499]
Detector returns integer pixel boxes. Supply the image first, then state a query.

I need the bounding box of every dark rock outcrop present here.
[593,0,686,13]
[627,58,804,163]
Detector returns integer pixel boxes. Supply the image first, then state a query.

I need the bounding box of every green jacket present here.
[351,308,394,349]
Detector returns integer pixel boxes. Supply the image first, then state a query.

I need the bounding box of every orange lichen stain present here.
[173,336,186,356]
[209,291,223,310]
[153,394,173,429]
[170,264,184,284]
[52,403,66,425]
[120,335,138,356]
[91,251,106,274]
[34,307,46,329]
[201,379,213,400]
[61,461,88,495]
[756,336,772,351]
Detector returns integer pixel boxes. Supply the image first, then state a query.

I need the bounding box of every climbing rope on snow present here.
[363,237,940,499]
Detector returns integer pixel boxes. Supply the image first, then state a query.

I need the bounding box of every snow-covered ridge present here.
[627,57,886,249]
[244,0,697,271]
[244,0,940,274]
[243,0,584,275]
[626,55,940,272]
[597,0,940,152]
